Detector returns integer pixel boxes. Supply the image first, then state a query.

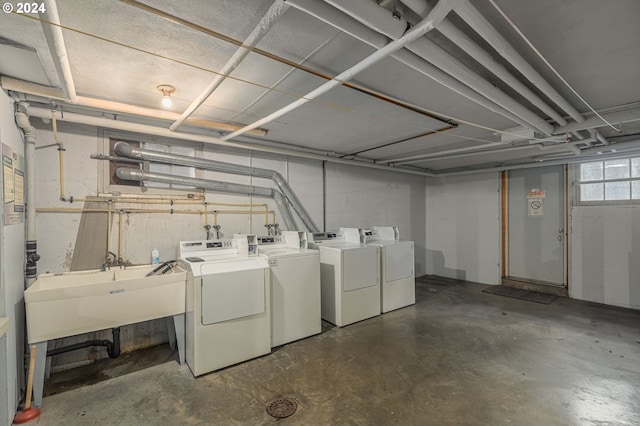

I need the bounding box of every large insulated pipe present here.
[170,0,289,131]
[288,0,536,133]
[399,0,567,126]
[323,0,553,135]
[15,103,40,282]
[39,0,77,103]
[114,141,319,232]
[115,168,298,231]
[221,0,458,141]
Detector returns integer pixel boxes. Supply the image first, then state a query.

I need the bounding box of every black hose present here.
[47,327,121,359]
[145,260,176,276]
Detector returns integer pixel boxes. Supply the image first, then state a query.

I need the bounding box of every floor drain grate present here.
[266,397,298,419]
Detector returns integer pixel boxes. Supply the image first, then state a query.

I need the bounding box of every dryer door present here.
[201,268,265,325]
[384,242,414,282]
[342,246,379,291]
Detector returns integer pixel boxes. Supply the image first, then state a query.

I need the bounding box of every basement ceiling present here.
[0,0,639,174]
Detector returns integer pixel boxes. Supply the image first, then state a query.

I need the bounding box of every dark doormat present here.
[482,286,558,304]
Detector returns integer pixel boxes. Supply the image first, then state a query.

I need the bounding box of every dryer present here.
[178,235,270,376]
[307,232,380,327]
[258,231,321,347]
[341,227,415,313]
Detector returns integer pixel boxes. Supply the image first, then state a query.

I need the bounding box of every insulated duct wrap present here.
[114,141,318,232]
[115,168,297,230]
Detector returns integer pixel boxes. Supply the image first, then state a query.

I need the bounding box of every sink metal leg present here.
[166,317,176,350]
[31,341,47,408]
[172,314,185,365]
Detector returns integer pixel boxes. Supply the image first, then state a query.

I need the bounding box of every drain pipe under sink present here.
[46,328,121,359]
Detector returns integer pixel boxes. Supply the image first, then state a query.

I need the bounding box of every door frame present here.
[501,166,569,289]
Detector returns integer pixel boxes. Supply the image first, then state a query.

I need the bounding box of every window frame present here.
[573,156,640,206]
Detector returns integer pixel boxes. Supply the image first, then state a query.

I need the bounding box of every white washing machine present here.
[307,232,380,327]
[341,227,415,313]
[178,235,270,376]
[257,231,321,347]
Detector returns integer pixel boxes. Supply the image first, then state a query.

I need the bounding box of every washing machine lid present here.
[259,247,318,259]
[309,242,364,251]
[182,256,268,277]
[365,239,414,247]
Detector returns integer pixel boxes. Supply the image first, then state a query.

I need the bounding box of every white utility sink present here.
[25,265,187,343]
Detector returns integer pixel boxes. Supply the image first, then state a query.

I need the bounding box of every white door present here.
[507,166,566,286]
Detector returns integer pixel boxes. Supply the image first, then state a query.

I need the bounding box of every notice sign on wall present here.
[3,142,25,225]
[526,189,545,217]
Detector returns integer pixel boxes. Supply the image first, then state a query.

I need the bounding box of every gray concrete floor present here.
[29,276,640,425]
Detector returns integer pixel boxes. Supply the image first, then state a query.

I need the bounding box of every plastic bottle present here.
[151,248,160,265]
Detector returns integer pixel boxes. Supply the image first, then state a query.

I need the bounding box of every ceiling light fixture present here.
[157,84,176,108]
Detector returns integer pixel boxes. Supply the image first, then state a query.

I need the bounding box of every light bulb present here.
[162,95,172,108]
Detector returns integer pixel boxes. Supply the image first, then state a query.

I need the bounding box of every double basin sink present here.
[24,265,186,343]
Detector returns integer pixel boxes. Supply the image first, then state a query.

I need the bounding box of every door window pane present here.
[604,159,630,179]
[581,183,604,201]
[605,181,630,200]
[580,161,602,181]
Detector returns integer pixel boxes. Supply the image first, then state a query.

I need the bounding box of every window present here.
[577,157,640,203]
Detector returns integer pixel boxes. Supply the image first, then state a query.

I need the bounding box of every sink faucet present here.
[103,251,125,270]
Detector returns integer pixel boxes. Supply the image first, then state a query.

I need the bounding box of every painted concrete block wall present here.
[0,91,26,425]
[425,173,501,285]
[33,125,325,272]
[31,120,425,368]
[570,206,640,309]
[324,163,427,276]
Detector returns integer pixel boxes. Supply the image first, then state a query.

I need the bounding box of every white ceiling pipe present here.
[1,76,267,136]
[115,168,298,230]
[400,0,567,125]
[553,106,640,135]
[434,144,640,177]
[326,0,553,135]
[405,39,553,135]
[377,141,505,164]
[221,0,460,141]
[394,137,595,165]
[578,139,640,155]
[169,0,289,131]
[114,142,320,232]
[397,144,537,164]
[287,0,534,131]
[39,0,77,103]
[27,106,435,176]
[456,0,584,123]
[323,0,409,39]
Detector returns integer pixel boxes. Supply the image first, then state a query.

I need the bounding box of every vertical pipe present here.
[39,0,78,102]
[118,210,124,263]
[15,103,39,282]
[106,201,112,262]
